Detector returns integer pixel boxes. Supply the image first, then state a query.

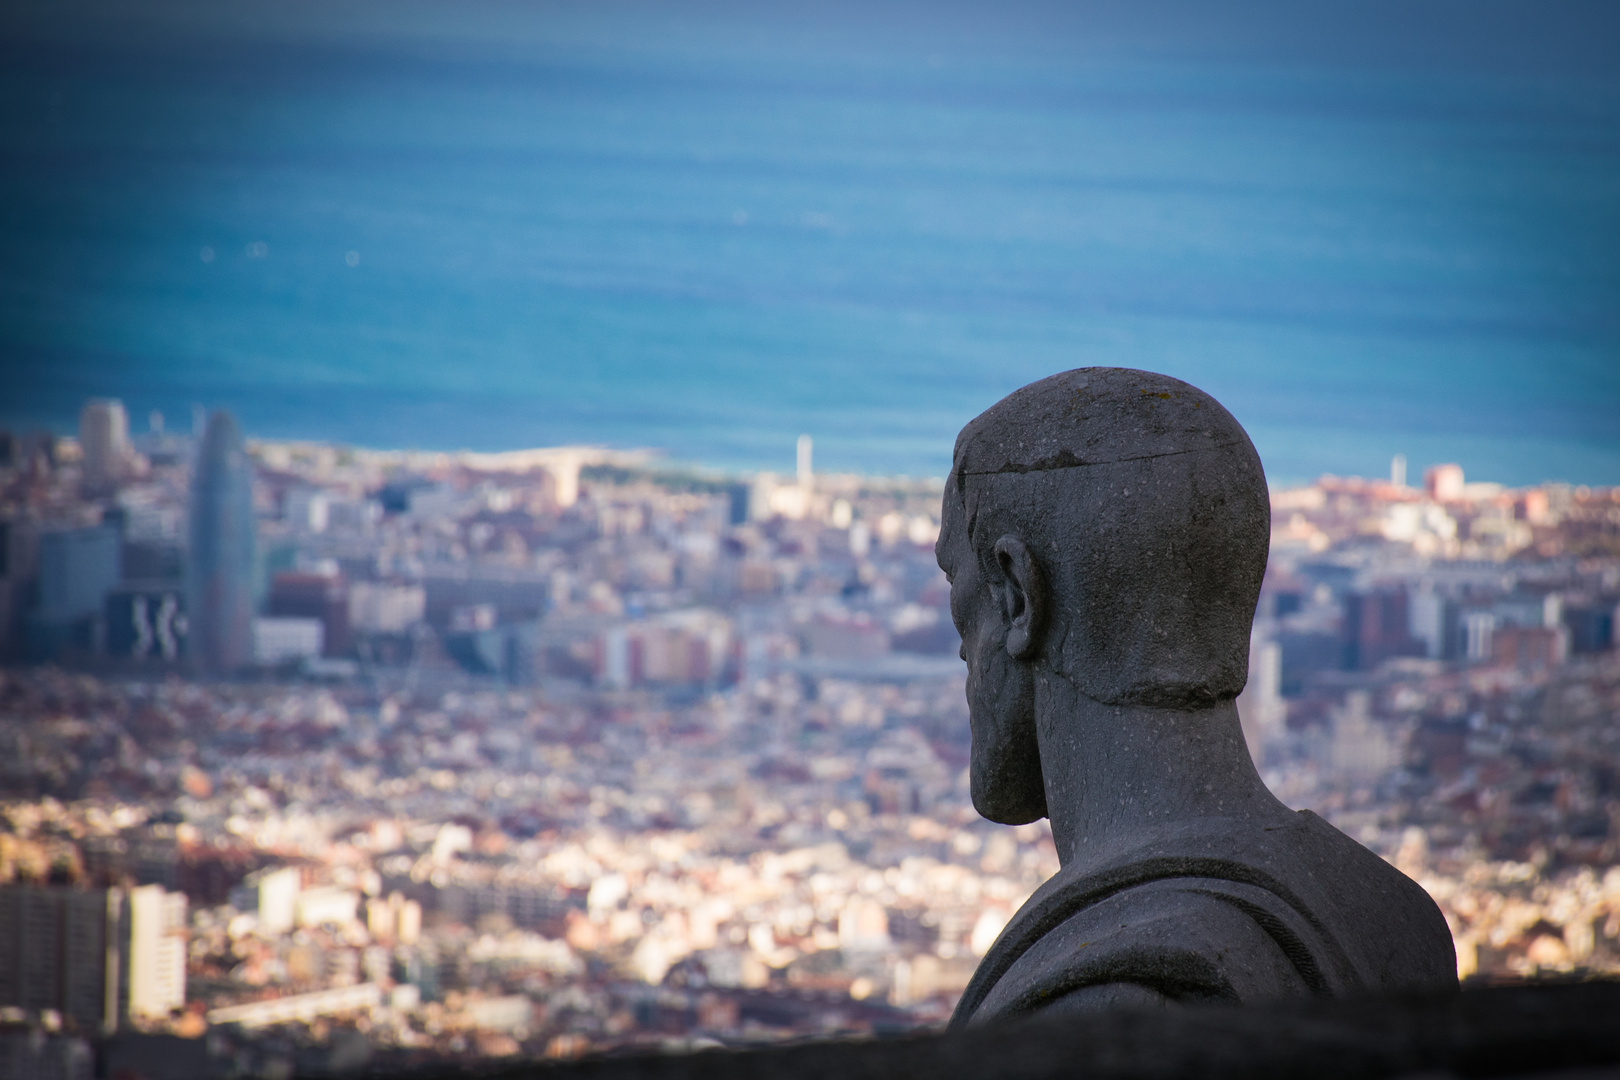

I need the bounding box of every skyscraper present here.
[79,398,131,494]
[796,433,813,495]
[25,524,122,661]
[0,883,186,1033]
[187,410,255,673]
[126,885,187,1020]
[37,526,121,625]
[1237,635,1286,762]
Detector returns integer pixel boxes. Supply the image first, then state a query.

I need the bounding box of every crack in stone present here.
[959,440,1249,477]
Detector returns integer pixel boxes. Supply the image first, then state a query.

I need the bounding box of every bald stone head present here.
[936,368,1271,822]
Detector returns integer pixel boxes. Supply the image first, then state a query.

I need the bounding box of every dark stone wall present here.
[427,983,1620,1080]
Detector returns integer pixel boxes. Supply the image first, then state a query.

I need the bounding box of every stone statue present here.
[939,368,1457,1028]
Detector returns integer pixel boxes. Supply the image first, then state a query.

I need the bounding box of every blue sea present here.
[2,0,1618,486]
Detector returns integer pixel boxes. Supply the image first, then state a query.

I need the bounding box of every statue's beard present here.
[967,652,1047,826]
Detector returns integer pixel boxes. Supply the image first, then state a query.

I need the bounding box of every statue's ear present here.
[993,534,1046,661]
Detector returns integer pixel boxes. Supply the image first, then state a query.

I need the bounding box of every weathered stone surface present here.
[933,369,1456,1025]
[448,982,1620,1080]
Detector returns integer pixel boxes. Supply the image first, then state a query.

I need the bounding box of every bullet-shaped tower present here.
[187,411,255,672]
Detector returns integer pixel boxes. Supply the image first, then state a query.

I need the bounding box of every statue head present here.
[936,368,1271,824]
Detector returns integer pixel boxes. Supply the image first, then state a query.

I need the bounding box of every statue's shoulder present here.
[949,813,1456,1028]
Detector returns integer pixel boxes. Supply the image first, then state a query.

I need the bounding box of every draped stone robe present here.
[950,810,1457,1027]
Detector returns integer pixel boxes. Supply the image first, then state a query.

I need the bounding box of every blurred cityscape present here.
[1,400,1618,1078]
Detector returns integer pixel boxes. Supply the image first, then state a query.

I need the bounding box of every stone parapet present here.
[440,983,1620,1080]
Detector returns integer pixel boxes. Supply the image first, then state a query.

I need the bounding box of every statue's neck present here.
[1032,673,1289,869]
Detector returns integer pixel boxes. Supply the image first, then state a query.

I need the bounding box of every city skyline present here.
[1,388,1617,1072]
[9,398,1609,494]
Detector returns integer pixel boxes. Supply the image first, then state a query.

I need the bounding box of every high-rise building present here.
[37,526,121,624]
[126,886,187,1020]
[796,434,813,494]
[1237,636,1286,761]
[187,411,255,673]
[1341,588,1426,671]
[79,399,132,494]
[0,884,186,1033]
[1409,586,1458,660]
[0,517,39,660]
[25,525,121,661]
